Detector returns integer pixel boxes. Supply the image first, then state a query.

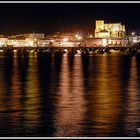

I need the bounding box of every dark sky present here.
[0,3,140,35]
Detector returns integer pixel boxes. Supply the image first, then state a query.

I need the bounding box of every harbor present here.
[0,20,138,58]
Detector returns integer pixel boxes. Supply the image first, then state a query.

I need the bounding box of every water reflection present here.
[0,54,139,136]
[23,57,41,134]
[36,56,63,136]
[8,58,22,129]
[0,59,6,112]
[54,56,86,137]
[81,56,123,136]
[123,57,139,136]
[0,56,41,136]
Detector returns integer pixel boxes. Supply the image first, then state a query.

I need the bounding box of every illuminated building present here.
[82,38,108,47]
[88,20,128,47]
[0,38,7,47]
[38,38,51,47]
[108,38,128,47]
[82,37,128,47]
[95,20,126,38]
[128,32,140,46]
[46,32,82,47]
[28,33,45,47]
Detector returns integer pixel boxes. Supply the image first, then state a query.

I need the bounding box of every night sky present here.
[0,3,140,35]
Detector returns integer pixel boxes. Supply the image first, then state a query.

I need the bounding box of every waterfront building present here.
[95,20,126,38]
[24,38,34,47]
[82,37,128,47]
[7,39,25,47]
[87,20,128,47]
[82,38,108,47]
[47,32,76,40]
[27,33,45,47]
[46,32,82,47]
[108,38,128,47]
[0,37,8,47]
[6,38,33,47]
[128,32,140,46]
[38,38,51,47]
[51,38,80,47]
[4,33,45,47]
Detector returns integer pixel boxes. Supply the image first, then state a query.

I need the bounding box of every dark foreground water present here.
[0,53,140,137]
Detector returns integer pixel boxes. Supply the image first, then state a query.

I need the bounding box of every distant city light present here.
[89,35,93,38]
[63,38,68,42]
[77,50,81,54]
[102,38,108,47]
[63,49,68,53]
[75,34,82,40]
[61,42,72,47]
[13,50,17,53]
[29,41,34,47]
[0,41,5,46]
[77,36,82,40]
[132,32,135,36]
[133,38,137,43]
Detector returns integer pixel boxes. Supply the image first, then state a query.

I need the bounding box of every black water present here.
[0,53,140,137]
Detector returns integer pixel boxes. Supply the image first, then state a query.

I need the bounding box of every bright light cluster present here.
[75,34,82,40]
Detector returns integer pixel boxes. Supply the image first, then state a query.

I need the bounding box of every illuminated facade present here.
[0,38,8,47]
[95,20,126,38]
[82,38,108,47]
[128,33,140,46]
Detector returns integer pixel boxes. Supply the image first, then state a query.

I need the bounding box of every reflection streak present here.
[54,56,86,137]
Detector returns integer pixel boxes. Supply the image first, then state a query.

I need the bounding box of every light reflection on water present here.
[123,57,139,136]
[0,54,139,136]
[23,57,41,134]
[54,56,86,137]
[84,56,123,137]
